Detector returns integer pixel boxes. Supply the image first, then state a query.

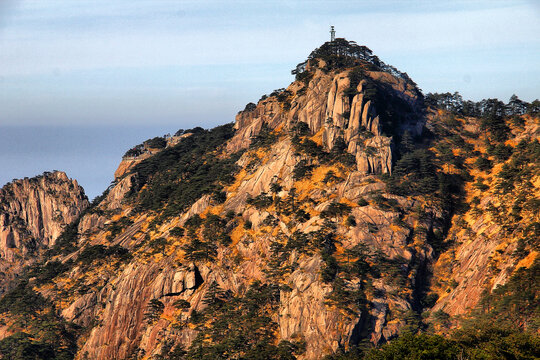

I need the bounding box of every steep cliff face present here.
[0,171,88,290]
[227,60,424,176]
[430,115,539,318]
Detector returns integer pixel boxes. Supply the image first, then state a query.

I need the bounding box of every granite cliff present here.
[0,171,88,292]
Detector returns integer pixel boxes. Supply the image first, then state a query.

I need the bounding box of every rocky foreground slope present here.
[0,40,538,360]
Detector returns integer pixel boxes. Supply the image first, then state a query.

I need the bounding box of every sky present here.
[0,0,539,198]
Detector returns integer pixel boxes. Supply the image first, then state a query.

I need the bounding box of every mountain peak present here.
[293,38,416,87]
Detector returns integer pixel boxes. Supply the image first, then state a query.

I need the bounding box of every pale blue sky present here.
[0,0,539,197]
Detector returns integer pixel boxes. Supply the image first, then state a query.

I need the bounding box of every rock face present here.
[0,171,88,290]
[227,64,424,176]
[115,133,193,179]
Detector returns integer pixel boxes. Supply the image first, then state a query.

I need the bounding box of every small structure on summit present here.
[330,25,335,42]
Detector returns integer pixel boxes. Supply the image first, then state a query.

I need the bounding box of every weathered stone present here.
[0,172,88,291]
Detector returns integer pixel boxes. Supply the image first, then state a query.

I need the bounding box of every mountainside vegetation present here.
[0,39,537,360]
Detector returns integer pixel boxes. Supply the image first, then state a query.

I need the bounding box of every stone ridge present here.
[115,133,194,179]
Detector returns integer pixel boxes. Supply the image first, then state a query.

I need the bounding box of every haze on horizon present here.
[0,0,539,198]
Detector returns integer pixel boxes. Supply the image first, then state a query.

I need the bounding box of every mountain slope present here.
[0,39,537,360]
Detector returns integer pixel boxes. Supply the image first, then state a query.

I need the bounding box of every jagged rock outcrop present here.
[78,174,135,235]
[227,61,424,175]
[0,171,88,290]
[0,52,430,359]
[49,129,442,359]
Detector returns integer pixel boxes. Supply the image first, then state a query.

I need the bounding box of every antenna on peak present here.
[330,26,335,42]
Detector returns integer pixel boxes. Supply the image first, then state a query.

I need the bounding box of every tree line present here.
[425,92,539,117]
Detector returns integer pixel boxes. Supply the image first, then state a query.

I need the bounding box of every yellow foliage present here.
[200,204,224,218]
[515,251,538,271]
[505,139,517,147]
[339,197,358,208]
[227,168,248,194]
[256,147,269,161]
[110,213,123,222]
[166,245,176,257]
[310,128,325,146]
[311,165,341,183]
[230,223,246,246]
[274,122,285,133]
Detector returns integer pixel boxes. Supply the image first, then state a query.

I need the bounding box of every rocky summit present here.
[0,39,538,359]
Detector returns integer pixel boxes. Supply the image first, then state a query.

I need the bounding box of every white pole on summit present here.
[330,26,335,42]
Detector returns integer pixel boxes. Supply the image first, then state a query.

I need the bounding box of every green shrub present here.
[173,299,190,309]
[28,260,71,284]
[321,202,352,219]
[293,160,315,180]
[243,102,256,112]
[364,333,461,360]
[185,215,203,229]
[295,70,313,85]
[474,156,492,171]
[0,281,48,316]
[106,216,134,240]
[0,332,56,360]
[491,143,513,162]
[246,192,273,209]
[0,284,79,359]
[169,227,185,237]
[291,121,311,137]
[144,136,167,149]
[182,238,217,262]
[77,245,131,266]
[321,255,339,283]
[124,145,144,158]
[323,170,340,183]
[211,190,227,204]
[147,238,167,253]
[357,197,368,206]
[183,281,304,359]
[250,124,277,149]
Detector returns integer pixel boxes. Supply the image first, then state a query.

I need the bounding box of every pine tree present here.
[144,299,164,323]
[202,281,224,307]
[400,130,415,154]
